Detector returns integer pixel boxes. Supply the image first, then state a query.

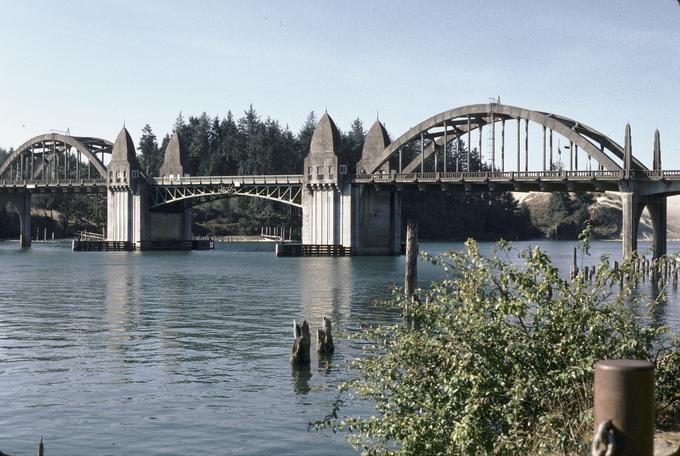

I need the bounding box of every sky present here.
[1,0,679,169]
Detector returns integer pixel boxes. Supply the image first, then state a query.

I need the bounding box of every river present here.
[0,240,679,455]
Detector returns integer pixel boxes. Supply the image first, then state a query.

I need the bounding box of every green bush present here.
[321,240,680,455]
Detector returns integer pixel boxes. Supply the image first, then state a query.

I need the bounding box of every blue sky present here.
[1,0,679,169]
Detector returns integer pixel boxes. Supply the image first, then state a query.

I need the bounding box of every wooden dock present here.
[276,243,351,257]
[72,239,214,251]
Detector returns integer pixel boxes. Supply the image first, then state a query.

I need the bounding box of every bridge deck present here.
[2,170,680,195]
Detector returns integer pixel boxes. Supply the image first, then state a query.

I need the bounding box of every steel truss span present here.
[149,175,304,208]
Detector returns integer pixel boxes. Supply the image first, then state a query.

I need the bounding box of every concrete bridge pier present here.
[106,128,148,245]
[1,193,32,247]
[647,195,667,259]
[620,190,667,260]
[620,191,643,259]
[351,185,402,255]
[17,193,31,247]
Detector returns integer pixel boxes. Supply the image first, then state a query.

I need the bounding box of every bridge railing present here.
[0,178,106,187]
[351,170,655,183]
[152,175,304,186]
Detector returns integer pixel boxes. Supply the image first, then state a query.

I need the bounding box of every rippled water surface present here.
[0,240,679,455]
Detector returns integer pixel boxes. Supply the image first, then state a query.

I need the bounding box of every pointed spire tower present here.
[160,132,187,177]
[304,112,341,185]
[357,120,391,173]
[623,123,632,175]
[109,127,141,185]
[653,129,661,171]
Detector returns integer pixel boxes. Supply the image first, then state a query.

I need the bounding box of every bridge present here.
[0,102,674,258]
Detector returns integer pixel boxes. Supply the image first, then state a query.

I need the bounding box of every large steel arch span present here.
[149,184,303,209]
[370,104,646,174]
[0,133,111,179]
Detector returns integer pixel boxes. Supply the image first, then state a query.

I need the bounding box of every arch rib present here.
[370,104,639,174]
[0,133,109,179]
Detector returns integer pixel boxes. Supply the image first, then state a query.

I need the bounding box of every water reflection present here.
[103,256,141,370]
[297,258,354,325]
[291,365,313,394]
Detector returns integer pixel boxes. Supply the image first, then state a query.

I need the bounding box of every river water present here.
[1,240,679,455]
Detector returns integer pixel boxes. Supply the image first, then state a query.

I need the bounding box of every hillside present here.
[517,192,680,240]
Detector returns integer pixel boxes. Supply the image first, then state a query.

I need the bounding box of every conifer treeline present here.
[137,107,366,178]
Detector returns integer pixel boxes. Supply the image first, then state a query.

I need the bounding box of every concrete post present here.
[593,360,654,456]
[404,221,418,301]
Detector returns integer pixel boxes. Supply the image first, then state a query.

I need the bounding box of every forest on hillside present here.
[0,107,565,241]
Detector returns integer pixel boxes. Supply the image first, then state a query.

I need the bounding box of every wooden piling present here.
[38,437,44,456]
[571,247,578,279]
[291,320,311,366]
[316,316,334,355]
[404,220,418,301]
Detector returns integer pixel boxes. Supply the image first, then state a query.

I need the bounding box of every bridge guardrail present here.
[348,170,680,184]
[0,178,106,187]
[152,175,304,186]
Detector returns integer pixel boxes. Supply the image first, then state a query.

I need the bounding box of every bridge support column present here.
[1,193,32,247]
[19,193,31,247]
[351,186,402,256]
[13,193,32,248]
[301,184,352,248]
[106,128,149,246]
[647,195,667,259]
[621,192,643,259]
[148,205,192,242]
[107,184,149,245]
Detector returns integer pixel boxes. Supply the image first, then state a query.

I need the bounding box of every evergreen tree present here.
[297,111,316,157]
[137,124,162,176]
[339,117,365,167]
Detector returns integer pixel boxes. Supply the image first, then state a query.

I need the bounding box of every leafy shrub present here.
[320,240,680,455]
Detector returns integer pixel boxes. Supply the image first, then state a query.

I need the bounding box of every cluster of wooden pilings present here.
[290,317,335,366]
[569,247,679,290]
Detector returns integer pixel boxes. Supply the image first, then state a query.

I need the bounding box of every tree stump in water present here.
[316,317,334,355]
[291,320,311,366]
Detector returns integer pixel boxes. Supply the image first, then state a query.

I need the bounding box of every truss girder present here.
[150,177,303,208]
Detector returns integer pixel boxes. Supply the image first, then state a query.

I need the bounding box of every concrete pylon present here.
[301,113,348,247]
[624,123,632,177]
[159,131,187,178]
[150,131,192,242]
[106,127,147,245]
[653,129,661,171]
[352,119,402,255]
[356,120,390,174]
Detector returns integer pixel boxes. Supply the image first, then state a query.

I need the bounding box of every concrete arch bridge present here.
[0,102,677,256]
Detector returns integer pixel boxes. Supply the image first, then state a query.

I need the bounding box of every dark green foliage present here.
[338,118,365,169]
[402,190,536,241]
[321,241,680,455]
[402,141,537,241]
[531,192,595,239]
[138,124,162,176]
